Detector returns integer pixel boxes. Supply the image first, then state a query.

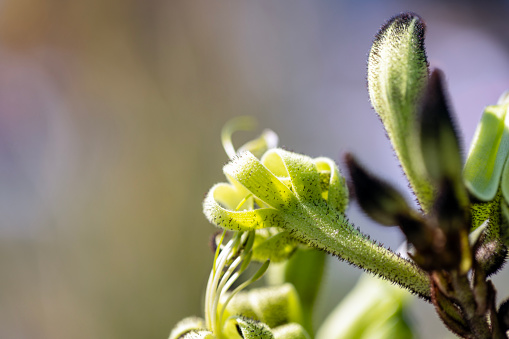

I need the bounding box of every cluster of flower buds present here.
[349,12,509,338]
[171,12,509,339]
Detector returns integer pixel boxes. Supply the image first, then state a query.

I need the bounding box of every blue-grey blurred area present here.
[1,1,508,338]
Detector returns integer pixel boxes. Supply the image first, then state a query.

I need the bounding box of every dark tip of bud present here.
[377,12,426,38]
[398,215,433,251]
[419,69,463,182]
[498,298,509,332]
[420,70,454,132]
[345,153,413,226]
[433,179,469,233]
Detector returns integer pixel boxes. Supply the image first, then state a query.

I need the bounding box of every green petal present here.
[315,157,349,213]
[224,152,298,210]
[213,180,253,211]
[262,149,323,203]
[238,129,279,159]
[464,103,509,201]
[203,184,285,231]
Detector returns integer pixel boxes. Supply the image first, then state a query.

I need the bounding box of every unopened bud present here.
[368,12,432,211]
[345,153,415,226]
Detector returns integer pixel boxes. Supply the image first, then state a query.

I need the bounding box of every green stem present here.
[284,202,431,299]
[450,272,491,339]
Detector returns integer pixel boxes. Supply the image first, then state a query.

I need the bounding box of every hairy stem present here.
[284,202,431,299]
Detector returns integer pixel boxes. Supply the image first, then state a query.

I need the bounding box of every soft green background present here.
[1,1,508,338]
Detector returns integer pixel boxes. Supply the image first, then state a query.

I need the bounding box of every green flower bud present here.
[223,316,274,339]
[203,148,348,231]
[463,92,509,202]
[169,317,209,339]
[272,323,311,339]
[368,12,433,211]
[222,283,303,329]
[266,249,326,336]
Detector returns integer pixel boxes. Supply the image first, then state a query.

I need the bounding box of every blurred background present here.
[1,0,509,338]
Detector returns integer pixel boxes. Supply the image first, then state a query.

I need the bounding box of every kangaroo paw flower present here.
[204,148,430,299]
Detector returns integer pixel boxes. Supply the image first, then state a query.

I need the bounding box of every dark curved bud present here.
[498,298,509,332]
[419,69,462,180]
[345,153,416,226]
[419,69,469,209]
[397,215,434,254]
[433,179,469,234]
[408,229,460,272]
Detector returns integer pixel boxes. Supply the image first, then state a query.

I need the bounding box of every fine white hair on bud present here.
[368,12,433,212]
